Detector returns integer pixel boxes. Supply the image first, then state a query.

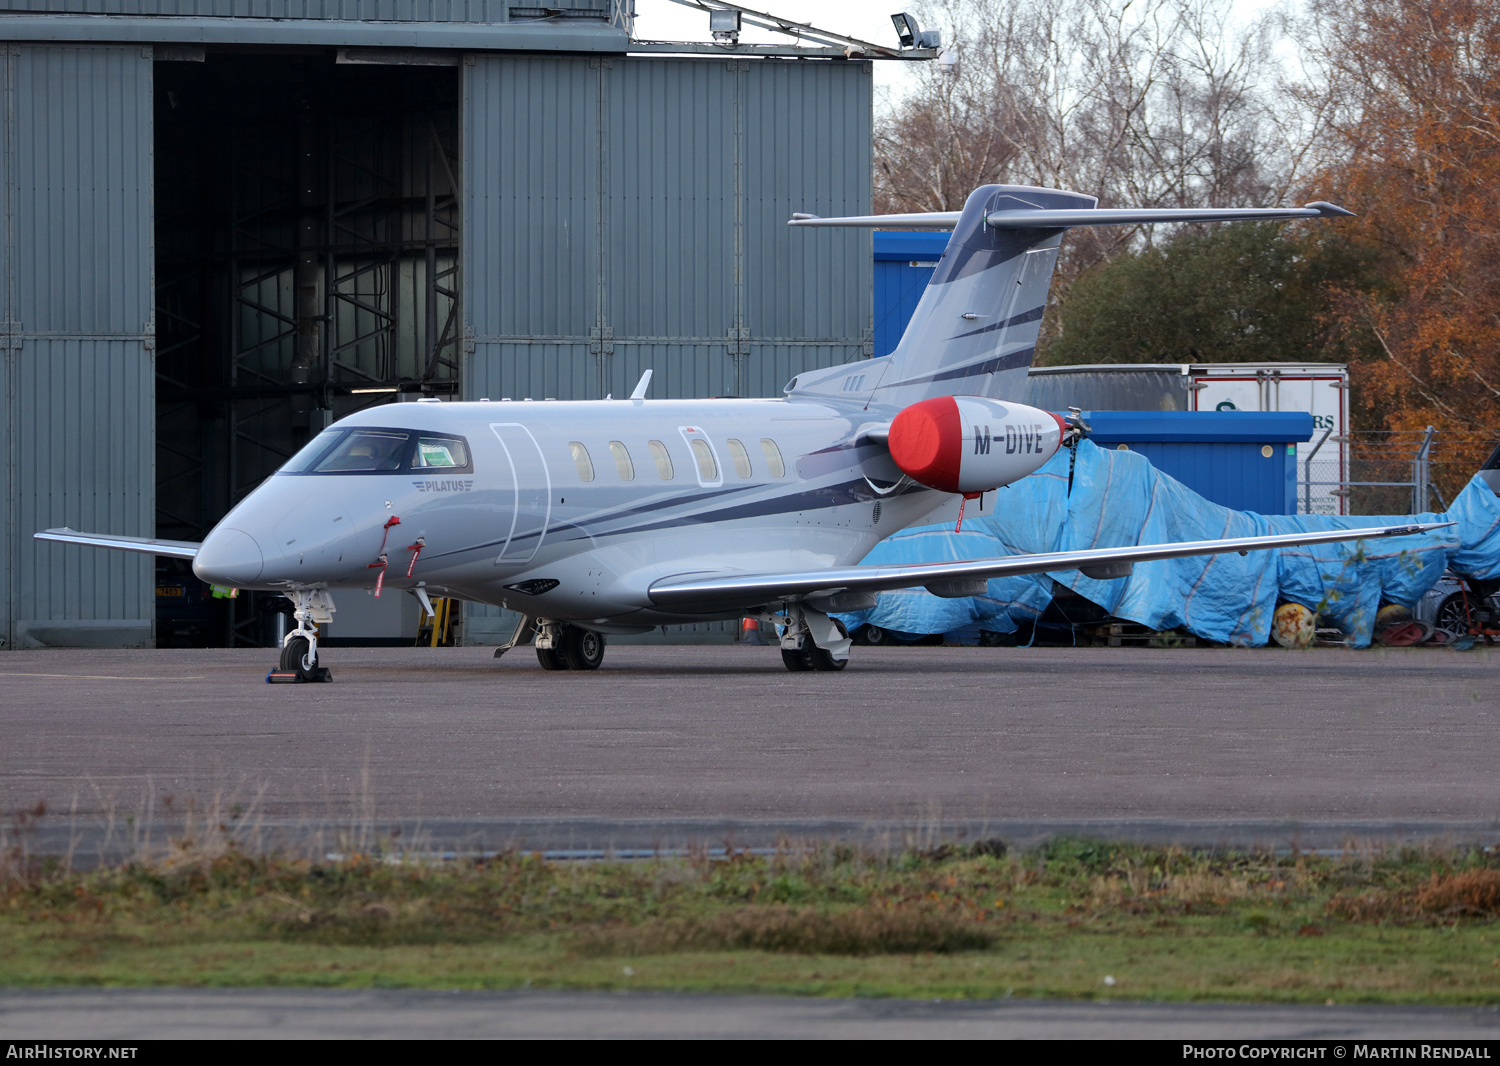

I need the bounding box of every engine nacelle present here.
[887,395,1065,494]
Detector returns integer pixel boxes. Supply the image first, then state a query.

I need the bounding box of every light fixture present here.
[710,10,741,45]
[349,387,399,395]
[891,12,918,49]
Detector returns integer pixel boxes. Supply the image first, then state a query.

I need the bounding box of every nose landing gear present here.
[267,590,335,684]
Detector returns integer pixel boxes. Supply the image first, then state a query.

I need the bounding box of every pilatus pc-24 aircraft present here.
[39,184,1448,678]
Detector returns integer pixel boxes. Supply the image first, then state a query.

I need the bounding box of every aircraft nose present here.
[193,527,265,586]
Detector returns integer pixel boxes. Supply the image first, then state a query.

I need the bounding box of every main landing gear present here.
[774,604,851,672]
[268,589,335,683]
[536,622,606,671]
[492,616,606,671]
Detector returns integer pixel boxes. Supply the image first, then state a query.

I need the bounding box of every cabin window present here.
[312,430,410,473]
[569,441,595,482]
[648,440,674,480]
[690,439,718,482]
[726,438,753,479]
[412,436,469,470]
[609,440,634,481]
[760,438,786,478]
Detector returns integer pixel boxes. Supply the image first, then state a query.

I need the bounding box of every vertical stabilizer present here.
[865,185,1093,408]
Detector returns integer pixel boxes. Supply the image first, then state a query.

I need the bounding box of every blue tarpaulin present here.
[836,440,1500,647]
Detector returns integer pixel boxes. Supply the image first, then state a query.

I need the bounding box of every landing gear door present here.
[489,423,552,565]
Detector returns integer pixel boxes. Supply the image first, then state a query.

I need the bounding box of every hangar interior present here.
[154,54,462,646]
[0,4,879,650]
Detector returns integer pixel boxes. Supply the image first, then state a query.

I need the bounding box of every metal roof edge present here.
[1029,363,1191,376]
[0,15,629,51]
[1080,410,1316,444]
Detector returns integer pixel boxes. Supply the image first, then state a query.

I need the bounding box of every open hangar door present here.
[153,51,461,648]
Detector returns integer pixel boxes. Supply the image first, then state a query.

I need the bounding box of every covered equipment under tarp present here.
[836,440,1500,647]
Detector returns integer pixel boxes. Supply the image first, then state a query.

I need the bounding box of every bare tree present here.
[876,0,1307,278]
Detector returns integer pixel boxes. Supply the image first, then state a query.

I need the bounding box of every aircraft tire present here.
[560,626,606,671]
[809,646,848,671]
[781,647,813,671]
[280,635,316,680]
[536,645,566,670]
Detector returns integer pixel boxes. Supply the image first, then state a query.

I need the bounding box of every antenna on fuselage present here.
[630,369,654,401]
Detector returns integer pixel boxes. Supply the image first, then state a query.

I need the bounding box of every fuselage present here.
[192,394,968,628]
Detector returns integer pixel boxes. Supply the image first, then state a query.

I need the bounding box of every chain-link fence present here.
[1299,430,1500,516]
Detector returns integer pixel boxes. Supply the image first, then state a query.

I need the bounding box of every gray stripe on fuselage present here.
[423,484,746,562]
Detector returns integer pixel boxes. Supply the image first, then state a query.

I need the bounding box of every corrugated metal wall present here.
[3,44,155,648]
[463,54,872,405]
[0,1,609,21]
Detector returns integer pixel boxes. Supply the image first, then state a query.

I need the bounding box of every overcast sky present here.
[630,1,1291,101]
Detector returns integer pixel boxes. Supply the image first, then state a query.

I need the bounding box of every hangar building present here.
[0,2,890,648]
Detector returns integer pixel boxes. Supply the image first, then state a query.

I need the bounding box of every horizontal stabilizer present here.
[984,202,1354,229]
[35,527,200,560]
[789,211,963,229]
[648,522,1453,611]
[788,201,1352,231]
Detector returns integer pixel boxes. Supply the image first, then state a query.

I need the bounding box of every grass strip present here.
[5,835,1500,1003]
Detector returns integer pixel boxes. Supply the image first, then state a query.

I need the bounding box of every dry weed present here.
[573,904,997,957]
[1327,868,1500,924]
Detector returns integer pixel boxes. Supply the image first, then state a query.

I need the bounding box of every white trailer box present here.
[1186,364,1349,515]
[1026,362,1349,514]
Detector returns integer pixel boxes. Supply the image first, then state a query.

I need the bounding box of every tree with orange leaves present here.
[1301,0,1500,478]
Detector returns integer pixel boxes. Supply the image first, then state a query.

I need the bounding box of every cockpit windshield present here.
[316,430,411,472]
[276,428,473,475]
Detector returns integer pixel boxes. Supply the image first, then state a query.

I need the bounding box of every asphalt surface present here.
[2,643,1497,850]
[4,989,1500,1040]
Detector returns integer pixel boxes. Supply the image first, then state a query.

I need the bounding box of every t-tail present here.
[784,185,1355,410]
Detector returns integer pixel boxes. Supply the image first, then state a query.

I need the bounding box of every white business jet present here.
[38,184,1447,677]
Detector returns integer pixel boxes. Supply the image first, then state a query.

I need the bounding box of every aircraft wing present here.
[647,522,1453,611]
[35,527,201,560]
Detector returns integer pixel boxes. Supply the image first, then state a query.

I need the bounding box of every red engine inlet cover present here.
[888,395,1066,495]
[888,396,964,493]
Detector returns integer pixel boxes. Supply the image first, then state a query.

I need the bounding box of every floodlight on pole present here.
[890,12,918,49]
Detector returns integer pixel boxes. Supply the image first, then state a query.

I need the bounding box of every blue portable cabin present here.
[873,232,948,357]
[1079,411,1313,515]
